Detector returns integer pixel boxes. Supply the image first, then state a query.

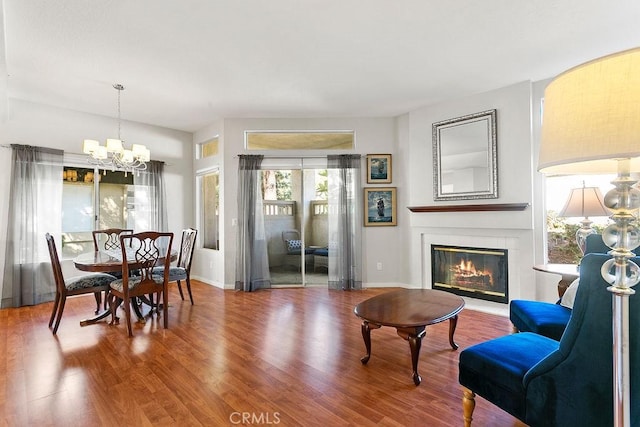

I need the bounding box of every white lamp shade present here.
[83,139,99,154]
[94,145,108,160]
[131,144,147,156]
[141,148,151,162]
[121,149,134,163]
[106,138,124,153]
[559,186,611,218]
[539,48,640,174]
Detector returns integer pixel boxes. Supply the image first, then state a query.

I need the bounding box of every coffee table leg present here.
[408,334,422,385]
[397,326,426,386]
[360,321,381,364]
[448,315,459,350]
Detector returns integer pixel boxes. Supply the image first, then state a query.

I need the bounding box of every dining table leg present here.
[80,297,119,327]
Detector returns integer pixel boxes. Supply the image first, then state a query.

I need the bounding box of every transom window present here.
[245,131,355,150]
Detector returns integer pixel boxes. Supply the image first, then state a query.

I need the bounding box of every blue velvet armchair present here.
[459,253,640,427]
[509,234,632,340]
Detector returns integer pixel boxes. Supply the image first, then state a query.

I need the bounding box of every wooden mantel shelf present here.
[407,203,529,213]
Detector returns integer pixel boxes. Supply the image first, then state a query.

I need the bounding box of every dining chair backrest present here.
[93,228,134,251]
[119,232,174,290]
[46,233,66,293]
[177,228,198,271]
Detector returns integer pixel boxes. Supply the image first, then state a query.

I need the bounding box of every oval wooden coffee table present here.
[354,289,465,385]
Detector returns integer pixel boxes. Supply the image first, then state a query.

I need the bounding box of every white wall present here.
[0,99,193,283]
[192,117,401,289]
[402,81,540,313]
[189,80,556,301]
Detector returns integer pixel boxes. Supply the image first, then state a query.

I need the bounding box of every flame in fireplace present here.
[451,259,493,286]
[458,259,476,274]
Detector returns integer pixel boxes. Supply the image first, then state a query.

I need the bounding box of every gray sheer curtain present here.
[2,145,63,308]
[327,154,362,290]
[133,160,168,231]
[235,155,271,291]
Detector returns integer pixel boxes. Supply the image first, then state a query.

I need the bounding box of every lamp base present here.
[601,158,640,427]
[576,218,597,255]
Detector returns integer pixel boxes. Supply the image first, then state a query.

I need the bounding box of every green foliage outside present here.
[275,170,291,200]
[316,169,328,199]
[547,210,605,263]
[263,169,328,201]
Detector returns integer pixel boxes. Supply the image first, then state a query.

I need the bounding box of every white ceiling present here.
[2,0,639,133]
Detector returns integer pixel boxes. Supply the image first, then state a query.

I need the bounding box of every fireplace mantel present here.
[407,203,529,213]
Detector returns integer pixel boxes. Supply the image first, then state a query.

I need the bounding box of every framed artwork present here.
[364,187,397,226]
[366,154,392,184]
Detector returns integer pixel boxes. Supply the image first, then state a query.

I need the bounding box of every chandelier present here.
[82,84,150,175]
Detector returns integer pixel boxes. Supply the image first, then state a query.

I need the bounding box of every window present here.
[201,170,220,250]
[198,137,219,159]
[61,166,135,258]
[245,131,355,150]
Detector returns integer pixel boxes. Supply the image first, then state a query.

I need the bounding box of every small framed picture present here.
[366,154,392,184]
[364,187,397,226]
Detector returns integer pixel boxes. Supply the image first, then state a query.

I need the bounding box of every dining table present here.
[73,249,178,327]
[74,249,176,273]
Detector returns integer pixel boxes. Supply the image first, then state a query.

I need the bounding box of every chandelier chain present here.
[114,84,124,141]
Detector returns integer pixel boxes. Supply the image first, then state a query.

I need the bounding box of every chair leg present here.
[52,296,67,335]
[162,290,169,329]
[94,291,101,314]
[185,276,194,305]
[176,280,185,301]
[123,298,133,337]
[108,293,118,325]
[462,387,476,427]
[149,293,158,314]
[49,292,61,328]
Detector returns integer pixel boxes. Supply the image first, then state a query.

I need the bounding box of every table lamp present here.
[558,182,611,254]
[539,47,640,427]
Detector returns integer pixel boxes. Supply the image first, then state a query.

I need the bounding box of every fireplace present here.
[431,244,508,303]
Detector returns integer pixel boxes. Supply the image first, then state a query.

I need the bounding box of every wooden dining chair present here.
[46,233,116,334]
[107,231,174,337]
[152,228,198,304]
[92,228,133,309]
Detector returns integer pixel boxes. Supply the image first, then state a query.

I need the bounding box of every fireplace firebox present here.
[431,244,508,304]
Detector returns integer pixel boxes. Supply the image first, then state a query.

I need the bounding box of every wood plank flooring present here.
[0,282,527,426]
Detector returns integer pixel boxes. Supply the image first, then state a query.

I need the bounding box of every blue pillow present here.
[286,239,302,252]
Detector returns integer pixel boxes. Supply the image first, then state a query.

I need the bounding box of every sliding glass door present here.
[261,158,328,287]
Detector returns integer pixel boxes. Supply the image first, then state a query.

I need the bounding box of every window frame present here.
[196,166,220,251]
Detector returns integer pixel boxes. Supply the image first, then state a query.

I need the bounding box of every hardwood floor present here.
[0,282,527,426]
